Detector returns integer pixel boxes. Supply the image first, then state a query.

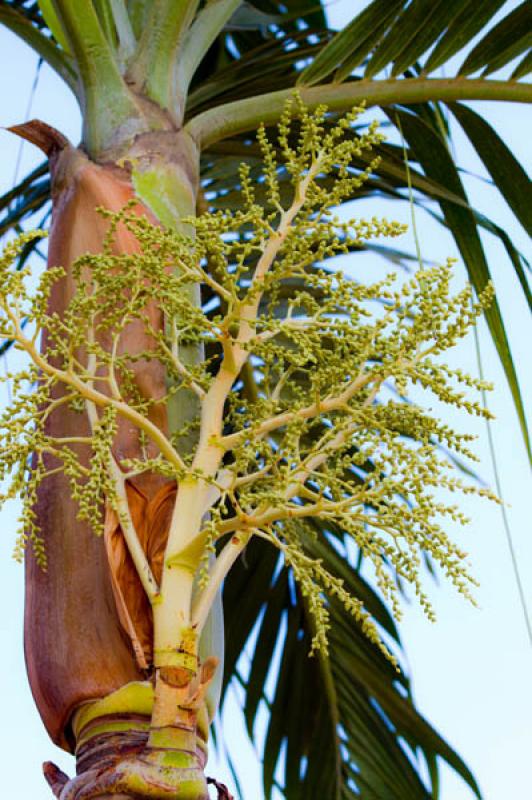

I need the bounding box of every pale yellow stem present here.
[6,312,186,472]
[191,532,250,634]
[107,456,160,602]
[85,324,160,602]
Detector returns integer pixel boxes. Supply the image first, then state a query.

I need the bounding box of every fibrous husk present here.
[104,481,178,670]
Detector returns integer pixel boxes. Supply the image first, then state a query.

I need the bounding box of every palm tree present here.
[0,2,530,799]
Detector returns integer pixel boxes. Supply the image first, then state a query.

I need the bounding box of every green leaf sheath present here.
[47,0,148,156]
[37,0,70,52]
[126,0,152,39]
[128,0,200,112]
[92,0,117,47]
[175,0,242,117]
[109,0,136,62]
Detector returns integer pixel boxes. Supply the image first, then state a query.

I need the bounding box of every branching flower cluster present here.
[0,97,497,660]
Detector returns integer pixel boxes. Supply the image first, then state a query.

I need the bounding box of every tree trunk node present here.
[44,708,209,799]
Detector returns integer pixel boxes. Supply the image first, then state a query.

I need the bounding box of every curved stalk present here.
[83,323,160,603]
[174,0,242,120]
[191,533,249,635]
[107,456,160,602]
[0,305,186,473]
[186,77,532,148]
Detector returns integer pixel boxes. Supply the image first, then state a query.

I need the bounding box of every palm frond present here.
[392,106,529,457]
[222,531,482,800]
[0,160,50,270]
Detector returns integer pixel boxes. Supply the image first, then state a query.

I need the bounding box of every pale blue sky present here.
[0,5,530,799]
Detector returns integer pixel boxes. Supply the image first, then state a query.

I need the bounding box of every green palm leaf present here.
[459,2,532,76]
[448,102,531,236]
[363,0,460,79]
[394,107,530,457]
[511,48,532,80]
[296,0,403,86]
[222,531,482,799]
[423,0,506,74]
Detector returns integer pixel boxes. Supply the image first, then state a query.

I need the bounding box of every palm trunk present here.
[16,120,221,799]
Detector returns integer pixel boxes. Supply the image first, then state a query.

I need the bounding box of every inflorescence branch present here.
[0,96,497,659]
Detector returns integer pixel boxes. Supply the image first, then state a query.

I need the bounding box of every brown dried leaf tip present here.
[207,777,234,800]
